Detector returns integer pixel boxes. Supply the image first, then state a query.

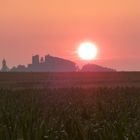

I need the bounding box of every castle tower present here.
[1,59,9,72]
[40,57,44,63]
[32,55,39,65]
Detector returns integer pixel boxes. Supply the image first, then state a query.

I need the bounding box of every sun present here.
[78,42,97,60]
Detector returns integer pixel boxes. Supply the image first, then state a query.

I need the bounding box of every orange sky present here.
[0,0,140,70]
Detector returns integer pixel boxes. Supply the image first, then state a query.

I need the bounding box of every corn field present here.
[0,87,140,140]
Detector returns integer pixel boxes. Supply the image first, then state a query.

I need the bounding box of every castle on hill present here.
[9,54,78,72]
[0,55,116,72]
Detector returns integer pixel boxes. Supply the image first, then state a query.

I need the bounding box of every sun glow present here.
[78,42,97,60]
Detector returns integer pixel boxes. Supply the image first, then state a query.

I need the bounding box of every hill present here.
[81,64,116,72]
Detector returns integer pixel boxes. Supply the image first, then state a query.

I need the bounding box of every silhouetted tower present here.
[1,59,9,72]
[45,54,50,63]
[40,57,44,63]
[32,55,39,65]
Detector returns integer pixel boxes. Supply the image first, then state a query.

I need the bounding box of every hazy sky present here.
[0,0,140,70]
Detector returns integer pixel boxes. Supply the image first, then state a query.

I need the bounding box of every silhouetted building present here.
[40,57,44,63]
[32,55,39,65]
[27,55,77,72]
[45,54,50,62]
[5,54,116,72]
[11,65,27,72]
[1,59,9,72]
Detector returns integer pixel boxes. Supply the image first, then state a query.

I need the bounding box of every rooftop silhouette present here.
[1,59,9,72]
[0,54,116,72]
[10,54,78,72]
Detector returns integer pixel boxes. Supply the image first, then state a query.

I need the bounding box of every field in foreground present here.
[0,87,140,140]
[1,72,140,88]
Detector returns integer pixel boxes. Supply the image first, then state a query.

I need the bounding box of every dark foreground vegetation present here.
[0,87,140,140]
